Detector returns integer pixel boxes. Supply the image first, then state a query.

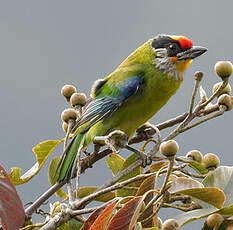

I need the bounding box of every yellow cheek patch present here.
[176,59,193,72]
[170,57,178,63]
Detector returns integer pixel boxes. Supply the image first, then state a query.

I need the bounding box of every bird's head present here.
[151,34,207,80]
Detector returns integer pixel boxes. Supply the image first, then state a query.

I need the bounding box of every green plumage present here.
[57,39,184,182]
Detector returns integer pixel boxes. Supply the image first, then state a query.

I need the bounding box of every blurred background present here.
[0,1,232,229]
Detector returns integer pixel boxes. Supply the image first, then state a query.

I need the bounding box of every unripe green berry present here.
[186,150,203,163]
[162,219,180,230]
[61,85,77,99]
[202,153,220,170]
[217,94,233,111]
[70,93,87,107]
[215,61,233,79]
[206,213,224,228]
[61,108,78,122]
[62,122,68,133]
[160,140,179,157]
[212,82,232,96]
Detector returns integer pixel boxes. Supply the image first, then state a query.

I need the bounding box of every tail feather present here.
[57,133,85,182]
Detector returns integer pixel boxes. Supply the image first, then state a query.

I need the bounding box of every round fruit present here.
[202,153,220,170]
[162,219,180,230]
[70,93,87,107]
[61,108,78,122]
[217,94,233,111]
[160,140,179,157]
[206,213,224,228]
[215,61,233,79]
[186,150,203,163]
[61,85,77,99]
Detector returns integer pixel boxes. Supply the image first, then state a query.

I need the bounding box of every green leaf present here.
[179,156,208,174]
[48,157,68,199]
[9,140,63,185]
[69,219,83,229]
[175,166,233,226]
[175,187,225,209]
[106,153,125,176]
[79,187,115,202]
[117,153,142,197]
[202,166,233,207]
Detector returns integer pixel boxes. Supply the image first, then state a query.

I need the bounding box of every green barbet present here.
[57,34,207,182]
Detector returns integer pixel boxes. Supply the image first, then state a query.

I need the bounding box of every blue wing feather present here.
[73,76,142,132]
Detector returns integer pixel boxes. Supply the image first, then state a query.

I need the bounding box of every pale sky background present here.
[0,1,232,229]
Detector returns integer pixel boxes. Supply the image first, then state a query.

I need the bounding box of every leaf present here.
[176,207,217,226]
[168,177,204,193]
[79,187,115,202]
[69,218,83,229]
[107,196,144,230]
[48,157,68,199]
[0,165,25,230]
[178,187,225,209]
[202,166,233,207]
[175,166,233,226]
[106,153,125,176]
[179,156,208,174]
[117,153,142,197]
[9,140,63,185]
[149,161,168,173]
[136,176,157,227]
[89,199,119,230]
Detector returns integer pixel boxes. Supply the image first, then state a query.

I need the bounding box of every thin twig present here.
[180,105,226,133]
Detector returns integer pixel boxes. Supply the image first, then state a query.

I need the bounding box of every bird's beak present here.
[177,46,207,60]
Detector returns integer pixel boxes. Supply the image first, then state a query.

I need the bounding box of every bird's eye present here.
[169,44,176,50]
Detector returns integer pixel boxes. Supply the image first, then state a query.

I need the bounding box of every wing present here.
[73,75,143,133]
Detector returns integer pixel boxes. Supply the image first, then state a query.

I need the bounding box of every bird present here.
[57,34,207,182]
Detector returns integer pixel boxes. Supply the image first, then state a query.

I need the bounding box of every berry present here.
[206,213,224,228]
[186,150,203,163]
[215,61,233,79]
[70,93,87,107]
[61,85,77,99]
[217,94,233,111]
[202,153,220,170]
[160,140,179,157]
[61,108,78,122]
[162,219,180,230]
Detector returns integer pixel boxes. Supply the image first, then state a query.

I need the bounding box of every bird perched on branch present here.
[57,34,207,182]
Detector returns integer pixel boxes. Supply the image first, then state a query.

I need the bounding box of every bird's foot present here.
[126,145,152,167]
[94,130,128,153]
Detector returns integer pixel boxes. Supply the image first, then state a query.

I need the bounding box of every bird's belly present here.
[103,80,181,137]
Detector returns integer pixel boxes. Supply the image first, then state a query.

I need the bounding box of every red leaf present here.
[0,165,25,230]
[81,199,119,230]
[107,196,143,230]
[89,199,119,230]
